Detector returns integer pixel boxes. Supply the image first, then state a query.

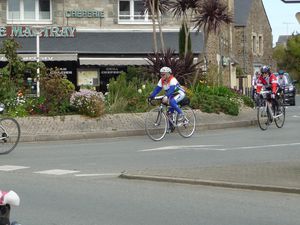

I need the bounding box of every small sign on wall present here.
[77,69,99,86]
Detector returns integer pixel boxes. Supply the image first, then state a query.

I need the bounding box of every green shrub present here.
[190,84,241,116]
[240,95,254,108]
[40,68,75,115]
[70,89,105,117]
[105,72,155,113]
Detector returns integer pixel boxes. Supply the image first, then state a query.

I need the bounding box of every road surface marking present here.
[214,142,300,151]
[34,169,80,175]
[139,145,221,152]
[75,173,120,177]
[0,165,29,171]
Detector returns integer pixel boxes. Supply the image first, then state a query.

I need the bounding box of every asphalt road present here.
[0,96,299,225]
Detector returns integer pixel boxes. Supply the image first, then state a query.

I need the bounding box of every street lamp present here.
[32,26,44,97]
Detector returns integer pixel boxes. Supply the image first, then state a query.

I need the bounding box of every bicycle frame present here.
[153,100,178,128]
[146,95,195,141]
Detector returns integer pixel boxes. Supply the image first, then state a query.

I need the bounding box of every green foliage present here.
[0,76,17,107]
[40,68,75,115]
[189,83,250,116]
[240,95,254,108]
[146,48,200,85]
[204,64,223,86]
[274,34,300,81]
[106,72,155,113]
[25,96,47,115]
[70,89,105,117]
[179,22,191,58]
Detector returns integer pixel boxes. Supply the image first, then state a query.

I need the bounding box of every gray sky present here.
[262,0,300,46]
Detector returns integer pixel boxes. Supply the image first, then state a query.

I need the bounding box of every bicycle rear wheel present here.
[145,108,167,141]
[275,98,285,128]
[177,106,196,138]
[257,103,270,131]
[0,118,21,154]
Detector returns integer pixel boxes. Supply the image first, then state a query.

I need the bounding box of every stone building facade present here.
[233,0,273,91]
[0,0,273,93]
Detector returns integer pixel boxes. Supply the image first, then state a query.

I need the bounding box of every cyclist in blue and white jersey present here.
[148,66,186,122]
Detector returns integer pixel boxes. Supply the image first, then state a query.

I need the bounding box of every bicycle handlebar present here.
[148,96,165,106]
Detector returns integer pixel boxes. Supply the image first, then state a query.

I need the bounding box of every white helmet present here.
[160,67,172,73]
[0,190,20,206]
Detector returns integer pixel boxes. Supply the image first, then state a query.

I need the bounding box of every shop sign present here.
[0,26,76,38]
[65,10,104,18]
[100,67,125,77]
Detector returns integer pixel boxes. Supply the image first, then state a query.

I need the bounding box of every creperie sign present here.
[0,26,76,38]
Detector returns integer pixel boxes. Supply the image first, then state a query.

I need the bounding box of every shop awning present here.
[79,57,150,66]
[0,53,77,62]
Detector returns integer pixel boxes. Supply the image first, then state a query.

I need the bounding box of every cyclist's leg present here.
[170,91,185,116]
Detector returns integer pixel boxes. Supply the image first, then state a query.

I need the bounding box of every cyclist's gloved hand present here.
[271,93,275,99]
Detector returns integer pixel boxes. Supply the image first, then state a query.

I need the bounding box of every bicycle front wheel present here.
[275,99,285,128]
[177,106,196,138]
[145,108,167,141]
[257,104,270,131]
[0,118,21,154]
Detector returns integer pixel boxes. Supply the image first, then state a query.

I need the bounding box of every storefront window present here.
[7,0,52,23]
[118,0,151,23]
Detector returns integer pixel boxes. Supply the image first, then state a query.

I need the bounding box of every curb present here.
[119,173,300,195]
[19,119,257,142]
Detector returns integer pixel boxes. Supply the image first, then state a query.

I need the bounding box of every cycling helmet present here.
[261,65,270,74]
[278,70,284,75]
[160,66,172,74]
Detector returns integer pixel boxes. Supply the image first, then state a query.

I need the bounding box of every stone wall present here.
[53,0,179,29]
[234,0,273,77]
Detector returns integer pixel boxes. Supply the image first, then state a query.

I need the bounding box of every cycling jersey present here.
[256,73,278,94]
[150,75,186,115]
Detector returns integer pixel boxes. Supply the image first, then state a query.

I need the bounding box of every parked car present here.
[275,72,297,106]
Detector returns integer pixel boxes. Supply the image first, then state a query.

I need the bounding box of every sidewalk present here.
[16,108,300,194]
[17,107,257,142]
[120,161,300,194]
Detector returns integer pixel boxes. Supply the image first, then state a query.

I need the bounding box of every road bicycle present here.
[0,103,21,155]
[145,96,196,141]
[256,90,285,130]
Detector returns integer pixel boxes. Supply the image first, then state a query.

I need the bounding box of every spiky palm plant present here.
[146,48,200,85]
[192,0,233,84]
[170,0,199,56]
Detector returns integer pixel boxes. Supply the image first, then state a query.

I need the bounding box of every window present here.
[118,0,152,24]
[7,0,52,24]
[252,35,257,54]
[258,35,263,55]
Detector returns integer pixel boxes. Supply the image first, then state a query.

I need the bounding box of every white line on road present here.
[0,165,29,171]
[139,143,300,152]
[75,173,120,177]
[213,142,300,151]
[139,145,221,152]
[34,169,80,175]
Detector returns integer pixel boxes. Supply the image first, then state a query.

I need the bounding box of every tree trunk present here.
[150,0,158,52]
[193,30,209,86]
